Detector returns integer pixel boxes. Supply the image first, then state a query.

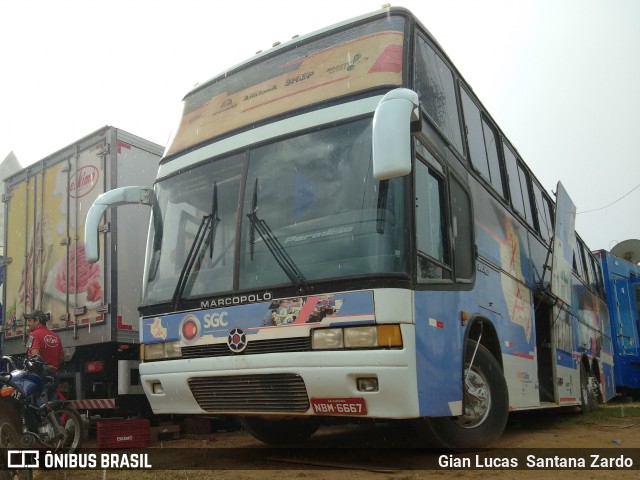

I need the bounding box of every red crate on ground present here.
[97,419,150,449]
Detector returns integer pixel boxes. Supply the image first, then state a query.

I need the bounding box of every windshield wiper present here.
[247,178,308,291]
[376,179,389,234]
[172,182,220,309]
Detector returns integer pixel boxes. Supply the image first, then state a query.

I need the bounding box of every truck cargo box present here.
[2,126,162,355]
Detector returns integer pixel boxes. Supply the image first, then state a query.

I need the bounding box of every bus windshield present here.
[143,117,407,306]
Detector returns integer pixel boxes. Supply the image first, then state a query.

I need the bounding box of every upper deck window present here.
[414,34,464,154]
[460,87,505,197]
[165,15,406,157]
[503,142,533,223]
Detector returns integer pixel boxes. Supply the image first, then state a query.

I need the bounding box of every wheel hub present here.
[457,367,491,428]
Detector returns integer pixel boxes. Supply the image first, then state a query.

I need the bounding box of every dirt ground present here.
[33,406,640,480]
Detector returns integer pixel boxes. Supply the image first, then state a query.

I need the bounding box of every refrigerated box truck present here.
[1,126,162,416]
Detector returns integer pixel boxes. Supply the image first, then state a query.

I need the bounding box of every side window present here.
[572,236,585,278]
[450,176,474,281]
[460,88,504,197]
[589,254,605,298]
[415,151,451,282]
[580,241,594,285]
[503,142,532,222]
[414,35,464,154]
[532,181,553,243]
[517,164,533,223]
[460,88,490,178]
[483,119,504,196]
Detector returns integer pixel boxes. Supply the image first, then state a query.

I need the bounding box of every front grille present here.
[181,336,311,359]
[188,373,309,412]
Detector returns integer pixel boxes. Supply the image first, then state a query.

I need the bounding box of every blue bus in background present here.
[597,243,640,398]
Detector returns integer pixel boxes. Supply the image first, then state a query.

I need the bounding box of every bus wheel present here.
[580,362,600,413]
[418,341,509,449]
[239,416,319,445]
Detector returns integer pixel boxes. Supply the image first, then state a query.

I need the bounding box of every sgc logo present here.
[203,312,228,328]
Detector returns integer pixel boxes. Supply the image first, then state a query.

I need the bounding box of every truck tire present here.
[239,416,319,445]
[416,341,509,449]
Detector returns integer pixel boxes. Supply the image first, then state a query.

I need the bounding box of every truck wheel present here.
[417,341,509,449]
[239,416,319,445]
[580,362,599,414]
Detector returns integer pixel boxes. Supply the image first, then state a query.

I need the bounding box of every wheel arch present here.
[464,316,503,369]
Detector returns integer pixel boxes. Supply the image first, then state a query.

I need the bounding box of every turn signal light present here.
[376,325,402,347]
[0,386,15,397]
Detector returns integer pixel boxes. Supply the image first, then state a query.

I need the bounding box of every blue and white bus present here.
[85,6,614,448]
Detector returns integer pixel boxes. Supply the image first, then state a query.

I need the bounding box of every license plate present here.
[310,397,367,415]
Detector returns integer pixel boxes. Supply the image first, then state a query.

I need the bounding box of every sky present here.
[1,0,638,252]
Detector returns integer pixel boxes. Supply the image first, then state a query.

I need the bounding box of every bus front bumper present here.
[139,341,419,419]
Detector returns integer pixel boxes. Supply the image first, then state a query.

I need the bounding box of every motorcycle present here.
[0,355,84,455]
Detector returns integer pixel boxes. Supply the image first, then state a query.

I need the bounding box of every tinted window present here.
[461,89,490,177]
[167,16,406,157]
[460,88,504,197]
[517,164,533,223]
[415,35,464,154]
[580,241,594,285]
[483,119,504,196]
[415,154,451,281]
[572,237,585,278]
[504,142,533,222]
[450,177,473,280]
[239,119,407,289]
[532,181,553,243]
[589,254,605,297]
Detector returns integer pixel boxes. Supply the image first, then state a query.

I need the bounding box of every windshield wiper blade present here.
[172,183,220,309]
[209,182,220,259]
[247,178,308,291]
[376,179,389,234]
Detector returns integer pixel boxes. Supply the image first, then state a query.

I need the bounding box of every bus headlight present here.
[311,328,344,349]
[144,343,165,360]
[143,342,182,361]
[312,325,402,350]
[344,326,377,348]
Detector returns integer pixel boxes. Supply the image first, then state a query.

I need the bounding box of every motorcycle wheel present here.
[38,404,84,453]
[0,409,33,480]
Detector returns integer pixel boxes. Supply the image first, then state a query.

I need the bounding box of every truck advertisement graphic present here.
[4,144,105,335]
[2,127,162,415]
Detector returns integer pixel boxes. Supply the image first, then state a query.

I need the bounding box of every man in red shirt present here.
[24,310,64,402]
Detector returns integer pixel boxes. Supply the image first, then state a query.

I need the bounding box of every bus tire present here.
[580,362,599,414]
[238,416,319,445]
[419,341,508,449]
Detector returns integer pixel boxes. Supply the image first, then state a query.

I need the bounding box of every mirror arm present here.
[85,186,154,263]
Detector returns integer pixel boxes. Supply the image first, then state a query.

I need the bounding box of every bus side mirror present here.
[372,88,421,181]
[85,186,155,263]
